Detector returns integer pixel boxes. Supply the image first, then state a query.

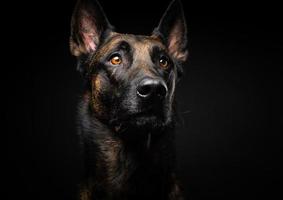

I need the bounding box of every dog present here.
[70,0,188,199]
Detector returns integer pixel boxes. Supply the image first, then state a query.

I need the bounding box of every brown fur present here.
[70,1,188,199]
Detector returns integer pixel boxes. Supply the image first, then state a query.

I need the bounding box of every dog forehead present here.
[103,32,165,51]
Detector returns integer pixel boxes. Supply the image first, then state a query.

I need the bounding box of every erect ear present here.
[153,0,188,63]
[70,0,113,57]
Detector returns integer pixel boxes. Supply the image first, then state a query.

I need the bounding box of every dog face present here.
[70,0,188,132]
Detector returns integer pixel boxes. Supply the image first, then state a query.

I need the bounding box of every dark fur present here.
[70,0,188,199]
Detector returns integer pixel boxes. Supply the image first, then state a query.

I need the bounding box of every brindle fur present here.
[70,0,188,199]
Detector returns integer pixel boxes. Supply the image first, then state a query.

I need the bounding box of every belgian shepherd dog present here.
[70,0,188,199]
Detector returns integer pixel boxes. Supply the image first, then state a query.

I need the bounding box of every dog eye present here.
[110,54,122,65]
[159,56,169,68]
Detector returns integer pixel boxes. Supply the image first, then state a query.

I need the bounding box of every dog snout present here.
[136,78,168,100]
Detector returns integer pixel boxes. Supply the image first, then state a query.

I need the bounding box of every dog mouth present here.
[117,104,169,128]
[109,97,172,132]
[108,102,172,141]
[133,103,166,117]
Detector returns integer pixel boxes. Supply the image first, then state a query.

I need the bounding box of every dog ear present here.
[70,0,113,57]
[153,0,188,63]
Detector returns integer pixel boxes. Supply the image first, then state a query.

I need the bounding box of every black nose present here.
[137,78,168,99]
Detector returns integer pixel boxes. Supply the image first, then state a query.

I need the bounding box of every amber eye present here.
[110,54,122,65]
[159,56,169,68]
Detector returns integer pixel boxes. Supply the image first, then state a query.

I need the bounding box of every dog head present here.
[70,0,188,132]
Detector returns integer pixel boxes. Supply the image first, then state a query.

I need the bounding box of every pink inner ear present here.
[168,20,182,54]
[167,20,188,62]
[80,11,99,52]
[82,32,97,52]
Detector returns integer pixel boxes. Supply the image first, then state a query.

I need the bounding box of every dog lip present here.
[132,109,153,117]
[131,106,164,118]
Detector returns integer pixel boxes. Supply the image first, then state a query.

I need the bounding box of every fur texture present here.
[70,0,188,199]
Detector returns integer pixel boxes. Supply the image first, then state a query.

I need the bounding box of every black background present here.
[4,0,282,199]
